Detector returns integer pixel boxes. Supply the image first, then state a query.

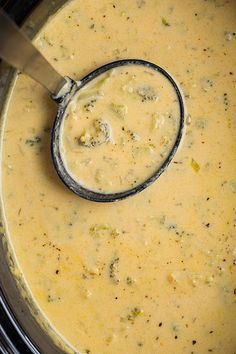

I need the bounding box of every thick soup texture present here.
[62,64,180,193]
[1,0,236,353]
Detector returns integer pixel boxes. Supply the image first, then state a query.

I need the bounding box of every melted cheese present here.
[1,0,236,353]
[62,64,181,193]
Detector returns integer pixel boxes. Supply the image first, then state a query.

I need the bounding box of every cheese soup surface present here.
[1,0,236,353]
[62,64,180,193]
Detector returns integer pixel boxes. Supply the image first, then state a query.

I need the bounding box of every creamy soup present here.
[61,64,181,193]
[1,0,236,353]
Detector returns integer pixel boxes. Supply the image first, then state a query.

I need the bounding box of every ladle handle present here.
[0,8,67,95]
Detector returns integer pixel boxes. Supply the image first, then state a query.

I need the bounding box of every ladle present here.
[0,9,185,202]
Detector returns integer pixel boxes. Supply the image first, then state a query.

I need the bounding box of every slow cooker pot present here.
[0,2,72,353]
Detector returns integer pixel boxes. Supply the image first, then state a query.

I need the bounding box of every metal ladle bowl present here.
[0,9,185,203]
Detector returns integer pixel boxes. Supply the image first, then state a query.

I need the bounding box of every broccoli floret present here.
[136,85,158,102]
[109,257,120,284]
[78,119,111,147]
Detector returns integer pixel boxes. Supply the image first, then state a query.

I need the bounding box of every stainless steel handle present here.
[0,8,67,95]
